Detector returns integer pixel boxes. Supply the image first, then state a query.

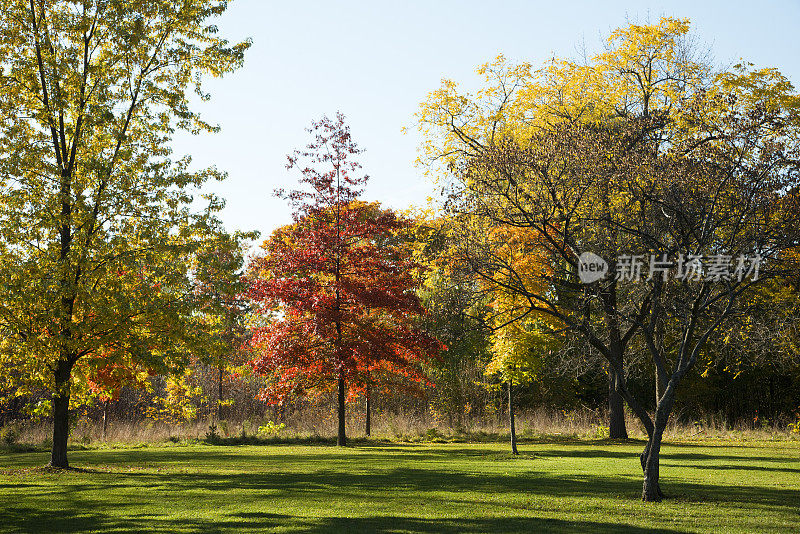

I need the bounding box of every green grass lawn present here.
[0,439,798,533]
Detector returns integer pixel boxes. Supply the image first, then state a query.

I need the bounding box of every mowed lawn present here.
[0,439,798,533]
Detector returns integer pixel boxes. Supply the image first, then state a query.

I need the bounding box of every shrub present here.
[1,425,19,446]
[257,421,285,437]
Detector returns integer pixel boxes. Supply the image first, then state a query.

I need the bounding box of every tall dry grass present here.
[2,406,797,449]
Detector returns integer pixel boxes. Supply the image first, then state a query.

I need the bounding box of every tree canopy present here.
[0,0,250,467]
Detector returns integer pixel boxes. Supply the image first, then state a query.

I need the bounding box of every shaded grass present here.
[0,440,798,533]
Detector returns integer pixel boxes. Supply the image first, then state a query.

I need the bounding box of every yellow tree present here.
[416,16,799,445]
[419,17,800,500]
[413,213,496,430]
[0,0,249,467]
[482,225,562,454]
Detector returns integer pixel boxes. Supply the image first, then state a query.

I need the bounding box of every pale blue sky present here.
[172,0,800,241]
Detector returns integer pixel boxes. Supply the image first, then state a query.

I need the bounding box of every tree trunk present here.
[508,378,518,455]
[10,396,20,423]
[337,374,347,446]
[608,368,628,439]
[50,361,72,468]
[217,364,224,423]
[365,384,371,437]
[102,399,109,441]
[654,366,663,410]
[53,160,75,468]
[640,389,674,502]
[641,429,664,501]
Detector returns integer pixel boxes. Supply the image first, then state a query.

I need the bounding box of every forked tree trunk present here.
[640,388,674,502]
[508,378,518,455]
[608,368,628,439]
[365,384,371,437]
[50,361,72,468]
[337,374,347,446]
[654,367,663,408]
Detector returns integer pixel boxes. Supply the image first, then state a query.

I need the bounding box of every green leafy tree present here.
[414,216,493,430]
[0,0,249,467]
[192,230,257,423]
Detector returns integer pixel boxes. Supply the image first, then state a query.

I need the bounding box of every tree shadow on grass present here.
[3,443,799,533]
[55,446,499,467]
[0,506,290,534]
[284,515,684,533]
[660,451,799,463]
[91,460,799,511]
[7,445,799,505]
[0,506,684,534]
[0,507,105,534]
[662,462,800,474]
[2,459,799,533]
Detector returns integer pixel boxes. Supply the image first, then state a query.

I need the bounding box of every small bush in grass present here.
[590,423,610,439]
[425,428,446,443]
[257,421,285,437]
[218,420,230,437]
[206,423,220,442]
[788,410,800,434]
[1,425,19,446]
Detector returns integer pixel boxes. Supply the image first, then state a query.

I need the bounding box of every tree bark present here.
[365,384,371,437]
[337,374,347,446]
[640,389,674,502]
[608,368,628,439]
[641,429,664,501]
[601,284,628,440]
[217,364,224,423]
[50,360,72,468]
[508,378,518,455]
[654,366,664,409]
[102,399,109,441]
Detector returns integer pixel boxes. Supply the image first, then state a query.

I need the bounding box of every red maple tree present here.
[246,113,439,445]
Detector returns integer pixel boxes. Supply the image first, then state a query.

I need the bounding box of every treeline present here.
[3,291,796,434]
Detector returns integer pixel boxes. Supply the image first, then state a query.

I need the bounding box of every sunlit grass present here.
[0,439,798,533]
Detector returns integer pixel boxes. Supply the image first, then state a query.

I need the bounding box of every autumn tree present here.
[480,225,563,454]
[443,117,655,447]
[192,231,257,423]
[628,73,800,499]
[246,114,439,446]
[413,215,494,429]
[416,17,713,439]
[0,0,249,467]
[448,77,799,501]
[417,15,800,501]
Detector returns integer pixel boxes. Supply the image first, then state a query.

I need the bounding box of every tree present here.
[418,18,800,500]
[246,114,439,446]
[444,117,655,449]
[628,71,800,499]
[481,225,562,454]
[413,215,494,430]
[451,77,800,500]
[416,17,714,440]
[192,231,257,423]
[0,0,249,467]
